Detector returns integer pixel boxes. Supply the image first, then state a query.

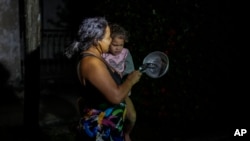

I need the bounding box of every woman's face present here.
[109,37,124,56]
[99,26,112,53]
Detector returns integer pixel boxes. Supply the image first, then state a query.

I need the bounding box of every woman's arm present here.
[79,56,141,104]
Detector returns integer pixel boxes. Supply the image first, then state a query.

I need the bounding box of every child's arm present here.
[123,49,135,76]
[123,49,134,97]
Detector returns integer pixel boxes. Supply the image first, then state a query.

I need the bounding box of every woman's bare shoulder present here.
[80,56,107,75]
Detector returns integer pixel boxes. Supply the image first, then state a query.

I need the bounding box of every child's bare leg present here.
[124,96,136,141]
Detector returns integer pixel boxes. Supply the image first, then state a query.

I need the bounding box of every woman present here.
[65,17,141,141]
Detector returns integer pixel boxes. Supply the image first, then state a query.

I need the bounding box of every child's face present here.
[109,37,124,55]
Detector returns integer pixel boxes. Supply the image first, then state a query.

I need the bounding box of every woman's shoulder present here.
[81,55,106,68]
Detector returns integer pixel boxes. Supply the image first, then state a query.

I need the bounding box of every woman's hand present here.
[126,70,142,85]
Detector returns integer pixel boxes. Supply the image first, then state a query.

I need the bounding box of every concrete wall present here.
[0,0,22,86]
[43,0,67,30]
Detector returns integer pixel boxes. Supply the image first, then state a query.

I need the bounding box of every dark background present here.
[39,0,246,140]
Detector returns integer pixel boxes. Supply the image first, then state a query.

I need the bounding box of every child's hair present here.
[110,24,129,43]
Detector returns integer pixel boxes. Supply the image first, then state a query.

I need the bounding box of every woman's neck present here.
[84,47,102,58]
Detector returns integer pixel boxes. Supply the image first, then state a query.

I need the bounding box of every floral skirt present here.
[77,103,127,141]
